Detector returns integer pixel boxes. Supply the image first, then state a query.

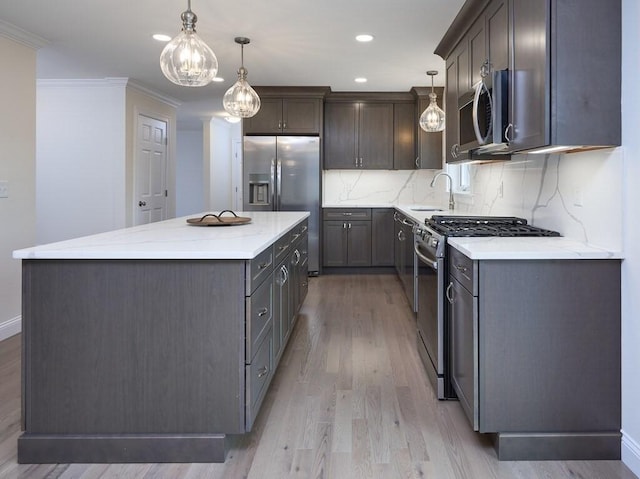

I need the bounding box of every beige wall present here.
[0,36,36,338]
[125,84,177,226]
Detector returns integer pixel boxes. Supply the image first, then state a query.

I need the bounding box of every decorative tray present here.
[186,210,251,226]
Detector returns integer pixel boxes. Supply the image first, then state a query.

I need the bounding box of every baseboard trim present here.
[622,430,640,477]
[0,316,21,342]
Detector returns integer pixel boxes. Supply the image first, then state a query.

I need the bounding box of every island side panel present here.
[478,259,621,435]
[22,259,246,435]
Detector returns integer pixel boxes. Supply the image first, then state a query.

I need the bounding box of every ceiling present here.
[0,0,465,127]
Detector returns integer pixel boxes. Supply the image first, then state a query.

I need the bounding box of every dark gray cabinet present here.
[324,101,393,169]
[509,0,621,152]
[371,208,395,266]
[412,88,444,169]
[18,220,309,464]
[244,98,322,135]
[393,103,417,170]
[322,208,372,267]
[446,245,621,460]
[243,87,328,135]
[436,0,621,159]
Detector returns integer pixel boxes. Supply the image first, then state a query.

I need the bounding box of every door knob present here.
[138,201,147,207]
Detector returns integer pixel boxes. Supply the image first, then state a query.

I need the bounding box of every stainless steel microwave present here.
[458,69,509,155]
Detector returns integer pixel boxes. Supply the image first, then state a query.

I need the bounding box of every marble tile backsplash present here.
[323,147,623,251]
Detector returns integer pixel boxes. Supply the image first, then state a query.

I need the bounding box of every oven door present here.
[415,237,452,399]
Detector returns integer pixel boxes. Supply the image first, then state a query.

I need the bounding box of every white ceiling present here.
[0,0,465,127]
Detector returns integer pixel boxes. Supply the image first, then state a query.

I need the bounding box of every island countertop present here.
[13,211,310,260]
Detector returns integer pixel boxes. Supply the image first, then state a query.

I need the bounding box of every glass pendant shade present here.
[160,2,218,87]
[420,92,446,132]
[223,38,261,118]
[420,71,446,132]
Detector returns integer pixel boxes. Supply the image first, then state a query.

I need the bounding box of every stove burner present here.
[425,215,561,237]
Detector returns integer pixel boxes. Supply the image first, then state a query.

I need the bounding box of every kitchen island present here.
[12,211,310,463]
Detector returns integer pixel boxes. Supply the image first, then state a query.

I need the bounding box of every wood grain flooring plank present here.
[308,422,332,479]
[365,385,390,465]
[332,390,352,453]
[351,418,373,479]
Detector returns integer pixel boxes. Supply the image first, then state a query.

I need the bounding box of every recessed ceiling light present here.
[355,34,374,42]
[212,77,225,82]
[152,34,172,42]
[355,77,368,83]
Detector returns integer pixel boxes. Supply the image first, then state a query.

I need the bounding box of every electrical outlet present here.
[0,181,8,198]
[573,187,584,207]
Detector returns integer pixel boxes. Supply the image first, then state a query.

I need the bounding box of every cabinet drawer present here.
[449,246,477,295]
[245,332,273,431]
[323,208,371,220]
[246,246,274,295]
[290,219,309,245]
[274,233,292,263]
[246,272,274,362]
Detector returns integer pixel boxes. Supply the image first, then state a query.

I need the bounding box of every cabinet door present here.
[346,221,372,267]
[486,0,509,73]
[445,48,460,163]
[393,103,417,170]
[510,0,549,151]
[272,267,283,362]
[468,17,487,87]
[323,220,348,266]
[394,214,403,275]
[283,98,321,134]
[416,90,444,169]
[243,99,283,134]
[449,277,478,431]
[371,209,395,266]
[324,103,359,169]
[358,103,394,169]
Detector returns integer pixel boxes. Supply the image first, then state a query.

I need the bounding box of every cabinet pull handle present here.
[451,144,460,159]
[258,308,269,317]
[302,281,308,287]
[257,366,269,378]
[278,121,282,130]
[480,59,490,78]
[504,123,514,143]
[343,222,347,229]
[455,264,468,274]
[415,157,420,168]
[398,230,405,241]
[258,261,270,270]
[283,122,287,130]
[342,212,352,216]
[348,223,352,230]
[446,282,454,304]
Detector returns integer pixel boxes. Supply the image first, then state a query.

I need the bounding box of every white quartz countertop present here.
[324,204,622,260]
[447,236,622,260]
[13,211,310,260]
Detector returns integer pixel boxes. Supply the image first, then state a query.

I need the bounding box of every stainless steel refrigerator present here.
[243,136,320,273]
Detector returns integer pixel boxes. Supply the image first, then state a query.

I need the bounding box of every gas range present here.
[425,215,561,238]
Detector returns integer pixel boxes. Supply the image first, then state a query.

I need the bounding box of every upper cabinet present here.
[435,0,621,160]
[324,92,441,170]
[411,87,444,169]
[243,87,329,135]
[324,95,394,169]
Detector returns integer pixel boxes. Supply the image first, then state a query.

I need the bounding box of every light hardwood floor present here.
[0,274,637,479]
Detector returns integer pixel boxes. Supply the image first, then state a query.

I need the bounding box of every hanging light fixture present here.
[159,0,218,87]
[223,37,261,118]
[419,71,446,132]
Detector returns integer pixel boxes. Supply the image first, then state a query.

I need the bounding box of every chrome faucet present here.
[430,172,455,211]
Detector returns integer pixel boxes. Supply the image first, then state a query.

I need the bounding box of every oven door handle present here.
[414,243,438,271]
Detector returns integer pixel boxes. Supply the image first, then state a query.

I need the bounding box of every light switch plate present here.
[0,181,8,198]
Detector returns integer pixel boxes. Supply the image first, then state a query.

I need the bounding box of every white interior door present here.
[135,115,167,225]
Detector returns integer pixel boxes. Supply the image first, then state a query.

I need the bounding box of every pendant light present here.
[159,0,218,87]
[223,37,261,118]
[419,71,446,132]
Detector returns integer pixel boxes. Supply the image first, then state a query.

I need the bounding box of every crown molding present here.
[125,79,181,109]
[37,78,129,89]
[0,19,49,49]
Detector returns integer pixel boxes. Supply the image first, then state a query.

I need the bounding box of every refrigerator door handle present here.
[270,158,276,209]
[276,159,282,210]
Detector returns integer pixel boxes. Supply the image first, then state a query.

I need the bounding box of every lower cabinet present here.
[322,208,372,267]
[371,208,395,266]
[447,245,622,460]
